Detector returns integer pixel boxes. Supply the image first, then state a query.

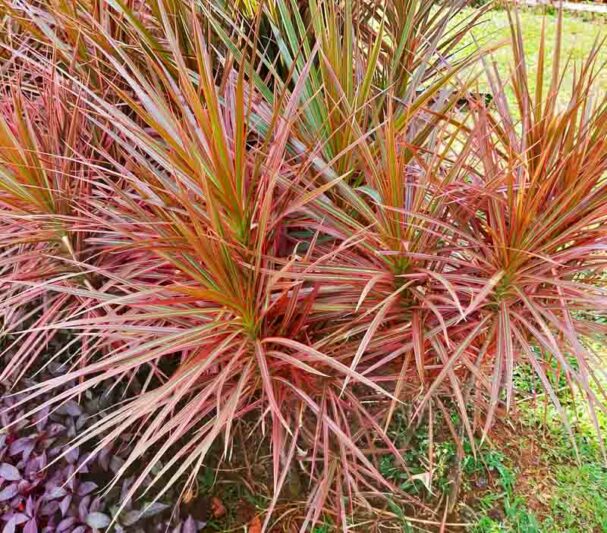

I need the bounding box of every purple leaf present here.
[119,477,134,503]
[97,449,110,471]
[85,512,111,529]
[64,447,79,465]
[77,454,90,473]
[75,415,87,430]
[9,439,34,460]
[140,502,169,519]
[65,419,76,438]
[34,407,50,431]
[71,527,87,533]
[47,447,62,459]
[56,517,77,532]
[64,466,76,488]
[0,464,21,481]
[39,500,59,516]
[27,454,47,474]
[24,464,42,481]
[4,514,28,526]
[45,486,67,500]
[23,520,38,533]
[2,517,16,533]
[78,496,91,522]
[182,516,197,533]
[77,481,97,496]
[59,494,72,516]
[25,497,34,516]
[109,456,124,475]
[89,496,103,513]
[55,401,82,418]
[0,484,18,502]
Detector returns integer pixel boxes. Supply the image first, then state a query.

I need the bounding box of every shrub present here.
[0,371,206,532]
[0,0,606,530]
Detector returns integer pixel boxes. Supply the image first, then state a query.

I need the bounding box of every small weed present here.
[546,463,607,531]
[311,524,333,533]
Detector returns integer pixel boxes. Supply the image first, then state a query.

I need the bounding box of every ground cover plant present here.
[1,0,607,531]
[0,367,206,532]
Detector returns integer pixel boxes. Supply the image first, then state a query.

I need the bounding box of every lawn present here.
[456,6,607,101]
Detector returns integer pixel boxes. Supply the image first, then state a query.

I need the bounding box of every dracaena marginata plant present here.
[1,1,606,530]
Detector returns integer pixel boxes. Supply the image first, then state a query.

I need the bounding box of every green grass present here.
[455,7,607,102]
[468,408,607,532]
[467,340,607,532]
[378,338,607,532]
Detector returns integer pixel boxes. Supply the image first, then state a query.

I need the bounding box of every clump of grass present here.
[1,1,606,530]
